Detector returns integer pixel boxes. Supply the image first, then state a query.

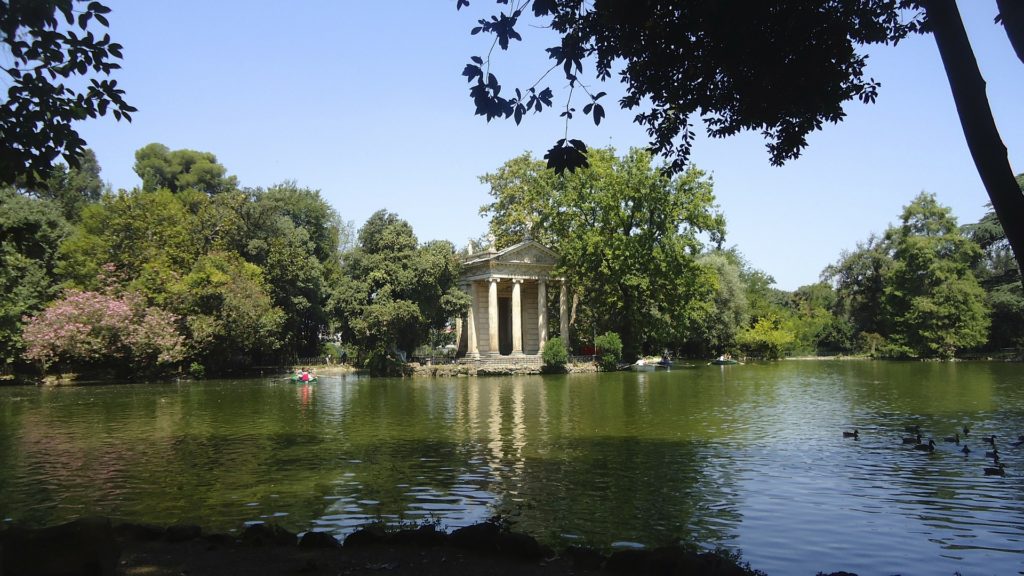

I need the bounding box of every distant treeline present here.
[2,146,1021,380]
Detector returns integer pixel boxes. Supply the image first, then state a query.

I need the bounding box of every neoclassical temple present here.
[456,239,568,358]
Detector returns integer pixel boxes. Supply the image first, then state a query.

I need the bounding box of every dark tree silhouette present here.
[457,0,1024,281]
[923,0,1024,286]
[1,0,135,186]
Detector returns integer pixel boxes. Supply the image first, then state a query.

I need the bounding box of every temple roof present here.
[461,239,561,281]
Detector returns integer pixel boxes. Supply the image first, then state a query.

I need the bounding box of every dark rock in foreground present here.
[1,516,119,576]
[1,517,776,576]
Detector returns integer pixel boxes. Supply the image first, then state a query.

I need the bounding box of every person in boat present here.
[300,368,310,382]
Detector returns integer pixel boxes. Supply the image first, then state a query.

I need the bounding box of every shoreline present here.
[0,517,783,576]
[4,353,1021,386]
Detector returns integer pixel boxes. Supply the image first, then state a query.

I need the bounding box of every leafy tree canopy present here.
[481,147,724,359]
[825,192,989,358]
[134,143,238,196]
[0,188,68,365]
[458,2,1024,285]
[1,0,134,185]
[691,251,749,357]
[337,210,470,374]
[15,149,105,222]
[457,0,920,173]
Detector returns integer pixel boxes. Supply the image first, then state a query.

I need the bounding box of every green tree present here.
[593,331,622,371]
[1,0,135,185]
[174,251,284,372]
[823,233,893,339]
[336,210,469,375]
[133,143,238,196]
[456,1,1024,284]
[962,174,1024,350]
[883,193,989,358]
[58,188,201,296]
[689,251,749,357]
[541,336,568,371]
[784,282,844,355]
[16,149,105,222]
[735,315,795,360]
[481,148,724,360]
[0,189,68,366]
[241,183,345,358]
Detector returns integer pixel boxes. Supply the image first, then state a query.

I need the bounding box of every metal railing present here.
[409,355,458,366]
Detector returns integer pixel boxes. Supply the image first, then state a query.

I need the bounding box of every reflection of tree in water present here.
[317,439,500,534]
[317,377,741,548]
[490,437,742,550]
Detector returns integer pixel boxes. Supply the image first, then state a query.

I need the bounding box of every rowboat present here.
[633,358,671,371]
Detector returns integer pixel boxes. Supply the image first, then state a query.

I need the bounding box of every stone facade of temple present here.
[456,240,568,361]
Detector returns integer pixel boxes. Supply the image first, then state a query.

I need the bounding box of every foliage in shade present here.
[456,0,920,174]
[15,150,105,223]
[0,0,135,186]
[960,173,1024,350]
[0,189,68,366]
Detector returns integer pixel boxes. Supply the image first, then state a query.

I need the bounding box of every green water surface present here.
[1,361,1022,575]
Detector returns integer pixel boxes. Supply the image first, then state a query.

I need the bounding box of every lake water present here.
[1,361,1023,575]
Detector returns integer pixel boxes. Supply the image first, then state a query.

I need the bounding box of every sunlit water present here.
[1,361,1023,575]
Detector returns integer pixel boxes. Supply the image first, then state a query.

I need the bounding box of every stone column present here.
[466,282,478,357]
[511,278,523,356]
[559,281,569,348]
[454,316,463,354]
[537,279,547,353]
[488,278,500,356]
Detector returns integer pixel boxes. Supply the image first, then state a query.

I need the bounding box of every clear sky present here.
[74,1,1023,290]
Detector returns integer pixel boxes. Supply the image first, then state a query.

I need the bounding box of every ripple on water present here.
[3,368,1024,575]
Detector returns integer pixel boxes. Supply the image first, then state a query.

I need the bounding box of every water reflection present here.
[1,363,1023,575]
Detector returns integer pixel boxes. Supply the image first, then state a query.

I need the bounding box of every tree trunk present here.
[923,0,1024,285]
[997,0,1024,64]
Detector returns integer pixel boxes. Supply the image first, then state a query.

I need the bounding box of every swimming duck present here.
[913,439,937,452]
[902,433,922,445]
[1011,435,1024,448]
[961,445,971,456]
[962,425,970,436]
[982,434,996,445]
[843,429,859,439]
[943,432,960,444]
[985,447,999,459]
[983,463,1005,476]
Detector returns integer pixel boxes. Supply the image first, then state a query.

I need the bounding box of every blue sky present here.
[74,1,1023,290]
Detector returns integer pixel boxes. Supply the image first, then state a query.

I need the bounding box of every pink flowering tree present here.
[22,288,184,374]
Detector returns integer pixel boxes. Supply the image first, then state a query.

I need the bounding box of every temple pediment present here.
[461,239,560,281]
[495,241,559,266]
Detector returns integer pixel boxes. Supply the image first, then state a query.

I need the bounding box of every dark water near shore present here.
[1,361,1023,574]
